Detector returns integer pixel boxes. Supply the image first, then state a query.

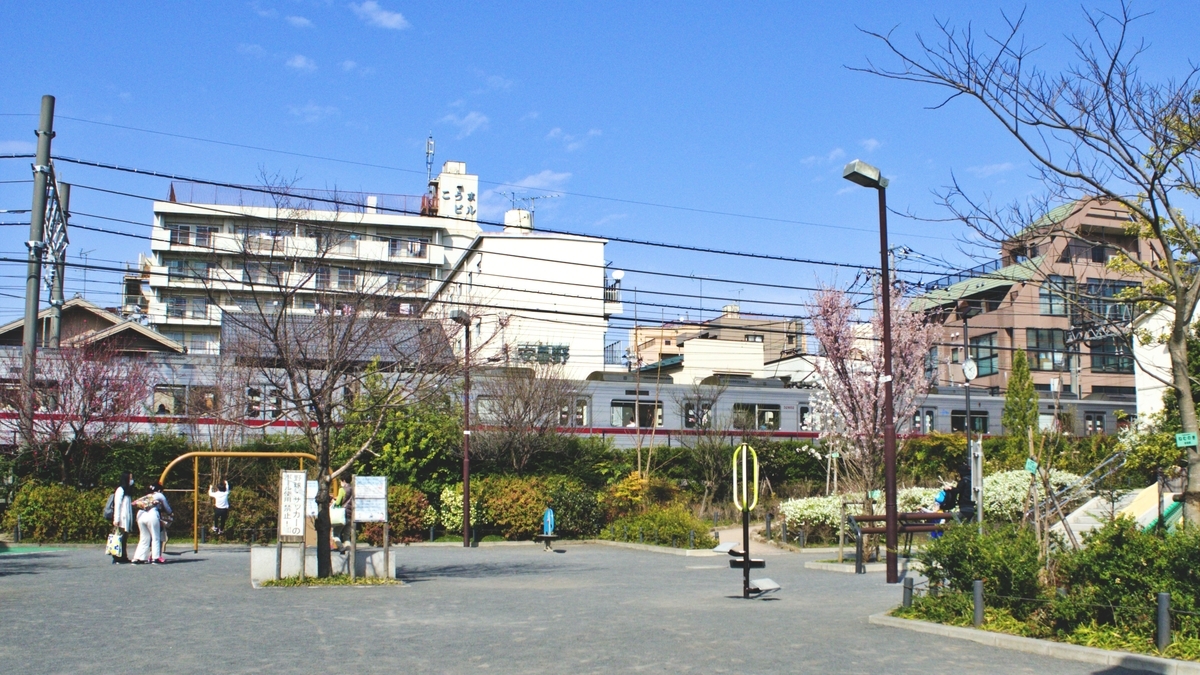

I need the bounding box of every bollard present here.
[671,536,676,548]
[855,533,864,574]
[766,513,773,541]
[902,577,914,608]
[430,525,435,542]
[689,530,695,549]
[781,519,788,547]
[15,515,20,543]
[201,528,206,544]
[638,527,644,544]
[1158,592,1171,652]
[799,528,807,549]
[250,530,256,545]
[713,512,718,528]
[624,524,629,542]
[973,580,984,627]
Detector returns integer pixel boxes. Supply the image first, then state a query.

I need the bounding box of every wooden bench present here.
[846,511,957,574]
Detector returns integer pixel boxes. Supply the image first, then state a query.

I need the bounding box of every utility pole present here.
[20,95,55,448]
[47,183,69,348]
[451,310,472,547]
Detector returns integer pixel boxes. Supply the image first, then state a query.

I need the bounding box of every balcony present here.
[167,181,427,216]
[603,279,623,317]
[925,259,1004,291]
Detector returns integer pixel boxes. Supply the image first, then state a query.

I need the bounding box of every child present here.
[208,480,231,535]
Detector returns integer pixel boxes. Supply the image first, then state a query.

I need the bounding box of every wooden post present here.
[351,475,357,582]
[193,457,199,554]
[383,520,390,581]
[299,458,306,581]
[838,501,846,563]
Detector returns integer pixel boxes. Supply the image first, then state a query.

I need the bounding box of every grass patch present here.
[261,575,400,587]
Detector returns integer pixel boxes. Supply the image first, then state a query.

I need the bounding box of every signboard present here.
[278,471,307,540]
[305,480,319,517]
[1176,432,1198,448]
[1025,458,1039,474]
[353,476,388,523]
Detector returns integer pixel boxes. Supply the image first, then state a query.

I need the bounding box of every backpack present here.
[103,494,115,521]
[132,494,157,511]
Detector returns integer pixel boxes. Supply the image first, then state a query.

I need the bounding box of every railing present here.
[924,259,1004,291]
[604,341,625,366]
[1023,450,1126,523]
[604,279,621,302]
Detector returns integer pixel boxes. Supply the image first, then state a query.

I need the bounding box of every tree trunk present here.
[315,429,333,577]
[1167,314,1200,525]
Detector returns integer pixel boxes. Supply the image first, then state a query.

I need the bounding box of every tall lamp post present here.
[451,309,472,547]
[842,159,899,584]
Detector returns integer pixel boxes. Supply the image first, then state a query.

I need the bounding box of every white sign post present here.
[351,476,389,581]
[278,470,307,581]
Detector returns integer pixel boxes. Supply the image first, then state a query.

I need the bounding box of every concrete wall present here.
[249,545,396,584]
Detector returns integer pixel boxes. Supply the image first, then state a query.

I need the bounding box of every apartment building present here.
[421,208,624,381]
[913,198,1155,435]
[628,305,806,366]
[141,162,483,354]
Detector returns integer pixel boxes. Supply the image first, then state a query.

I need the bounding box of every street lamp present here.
[450,309,472,548]
[842,159,900,584]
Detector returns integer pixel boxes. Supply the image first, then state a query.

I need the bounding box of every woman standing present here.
[110,472,135,564]
[132,482,172,564]
[208,480,231,535]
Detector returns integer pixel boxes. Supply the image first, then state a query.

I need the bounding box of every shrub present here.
[917,524,1042,617]
[777,487,939,541]
[982,469,1080,522]
[2,481,110,542]
[167,486,277,543]
[545,476,604,538]
[435,483,484,533]
[900,432,966,484]
[360,485,432,545]
[476,476,548,539]
[600,471,679,520]
[600,505,717,548]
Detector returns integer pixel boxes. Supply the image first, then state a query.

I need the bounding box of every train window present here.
[153,385,186,415]
[610,400,663,428]
[559,398,590,427]
[1085,412,1106,435]
[246,388,262,418]
[683,399,713,429]
[912,407,936,433]
[950,410,988,434]
[799,405,810,431]
[733,403,781,431]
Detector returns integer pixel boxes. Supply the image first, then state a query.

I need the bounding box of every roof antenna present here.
[425,133,435,184]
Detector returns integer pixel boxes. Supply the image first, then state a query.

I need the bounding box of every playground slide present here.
[1116,483,1181,533]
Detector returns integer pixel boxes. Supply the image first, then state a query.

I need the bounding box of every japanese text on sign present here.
[278,471,307,539]
[354,476,387,523]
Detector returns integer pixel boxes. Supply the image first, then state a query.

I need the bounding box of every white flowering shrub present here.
[982,469,1081,522]
[778,486,940,540]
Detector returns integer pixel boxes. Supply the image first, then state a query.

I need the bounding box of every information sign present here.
[1176,432,1197,448]
[353,476,388,523]
[305,480,318,517]
[278,471,307,540]
[1025,458,1039,474]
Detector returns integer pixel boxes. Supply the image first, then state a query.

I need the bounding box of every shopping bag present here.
[106,531,123,557]
[330,506,346,526]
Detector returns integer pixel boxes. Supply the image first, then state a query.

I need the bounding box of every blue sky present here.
[0,1,1195,330]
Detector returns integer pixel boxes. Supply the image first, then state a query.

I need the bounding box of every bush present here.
[360,485,432,545]
[545,476,604,538]
[476,476,548,539]
[778,487,939,542]
[918,524,1042,617]
[900,432,967,484]
[600,472,679,520]
[982,469,1080,522]
[434,483,484,533]
[600,505,717,548]
[1,481,110,542]
[167,485,277,543]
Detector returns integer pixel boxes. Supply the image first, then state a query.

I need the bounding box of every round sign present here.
[962,358,978,381]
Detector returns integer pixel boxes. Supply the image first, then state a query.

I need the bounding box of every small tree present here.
[674,379,735,514]
[472,363,582,473]
[1002,349,1039,456]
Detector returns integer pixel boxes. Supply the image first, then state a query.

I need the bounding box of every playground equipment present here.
[158,451,317,553]
[729,443,777,597]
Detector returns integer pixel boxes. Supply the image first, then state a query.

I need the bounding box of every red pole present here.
[878,185,899,584]
[462,322,471,548]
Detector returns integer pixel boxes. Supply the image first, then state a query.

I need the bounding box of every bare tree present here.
[673,379,735,514]
[858,2,1200,520]
[810,284,941,501]
[1,340,152,486]
[472,362,582,473]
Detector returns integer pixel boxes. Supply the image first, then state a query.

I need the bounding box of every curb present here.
[580,540,721,557]
[868,613,1200,674]
[804,559,916,574]
[401,541,539,548]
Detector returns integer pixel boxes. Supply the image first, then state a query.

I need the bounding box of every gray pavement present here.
[0,542,1145,674]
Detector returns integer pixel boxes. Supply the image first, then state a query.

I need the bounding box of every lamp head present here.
[450,309,471,326]
[842,159,889,189]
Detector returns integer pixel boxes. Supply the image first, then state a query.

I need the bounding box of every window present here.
[1090,337,1133,374]
[744,334,764,343]
[389,237,429,258]
[153,385,186,415]
[337,268,357,290]
[315,266,331,290]
[609,400,662,428]
[559,398,590,427]
[167,296,186,318]
[194,226,217,248]
[245,262,287,285]
[913,408,937,433]
[924,346,939,383]
[1039,275,1075,316]
[1092,385,1136,397]
[1083,279,1138,324]
[1085,412,1106,436]
[950,410,989,434]
[683,399,714,429]
[1091,245,1110,264]
[189,297,208,319]
[732,403,781,431]
[799,405,811,431]
[1027,329,1070,371]
[969,333,998,377]
[951,347,960,364]
[168,224,191,245]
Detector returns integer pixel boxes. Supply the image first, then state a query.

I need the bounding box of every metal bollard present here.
[201,528,206,544]
[766,513,773,541]
[430,525,435,542]
[902,577,914,608]
[671,536,676,548]
[624,524,629,542]
[1158,592,1171,652]
[973,580,984,627]
[855,533,864,574]
[781,519,788,547]
[713,512,718,528]
[689,530,695,549]
[14,515,20,543]
[638,527,644,544]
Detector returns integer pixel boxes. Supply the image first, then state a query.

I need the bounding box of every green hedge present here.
[599,505,718,548]
[359,485,431,545]
[2,482,110,543]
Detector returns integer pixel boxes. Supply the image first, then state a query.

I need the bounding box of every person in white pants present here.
[133,483,172,564]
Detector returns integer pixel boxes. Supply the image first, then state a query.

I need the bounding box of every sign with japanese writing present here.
[305,480,318,517]
[353,476,387,523]
[1176,432,1197,448]
[278,471,307,540]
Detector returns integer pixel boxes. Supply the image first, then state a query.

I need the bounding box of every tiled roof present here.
[911,256,1043,312]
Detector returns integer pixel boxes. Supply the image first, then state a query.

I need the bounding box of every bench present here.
[845,511,958,574]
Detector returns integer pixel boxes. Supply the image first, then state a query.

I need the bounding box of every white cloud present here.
[251,2,277,18]
[486,75,512,90]
[828,147,845,161]
[546,127,601,152]
[286,54,317,71]
[594,213,628,227]
[286,15,312,27]
[801,147,846,166]
[860,138,881,152]
[237,43,266,57]
[835,186,855,196]
[520,111,540,121]
[479,170,573,219]
[440,111,489,139]
[512,169,572,191]
[341,60,357,71]
[966,162,1015,178]
[350,1,410,29]
[0,140,36,153]
[288,102,339,123]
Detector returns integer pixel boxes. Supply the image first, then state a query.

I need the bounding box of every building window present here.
[559,398,590,427]
[337,268,357,290]
[168,224,191,245]
[1092,385,1136,398]
[1083,279,1138,324]
[610,400,662,428]
[950,410,989,434]
[745,334,764,343]
[315,266,331,290]
[1090,337,1133,374]
[194,226,217,248]
[683,399,713,429]
[167,296,187,318]
[924,346,939,384]
[189,297,208,320]
[969,333,998,377]
[389,237,429,258]
[1039,275,1075,316]
[1027,328,1070,371]
[1085,412,1106,435]
[732,403,781,431]
[950,347,960,364]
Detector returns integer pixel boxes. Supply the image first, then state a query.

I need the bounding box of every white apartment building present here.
[422,208,624,381]
[142,162,483,353]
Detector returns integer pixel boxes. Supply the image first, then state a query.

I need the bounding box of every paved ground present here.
[0,542,1144,674]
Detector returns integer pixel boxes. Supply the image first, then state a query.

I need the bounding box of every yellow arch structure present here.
[159,451,317,554]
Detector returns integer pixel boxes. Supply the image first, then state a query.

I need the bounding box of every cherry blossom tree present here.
[810,283,941,500]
